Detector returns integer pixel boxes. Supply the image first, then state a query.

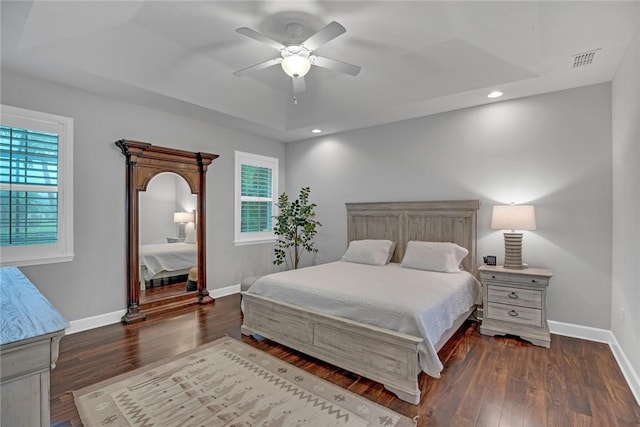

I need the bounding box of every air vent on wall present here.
[572,49,600,68]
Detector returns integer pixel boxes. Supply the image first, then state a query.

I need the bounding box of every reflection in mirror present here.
[139,172,198,305]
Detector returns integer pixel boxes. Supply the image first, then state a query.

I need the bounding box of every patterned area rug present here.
[74,336,415,426]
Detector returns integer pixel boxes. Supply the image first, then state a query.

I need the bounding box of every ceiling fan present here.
[233,21,361,95]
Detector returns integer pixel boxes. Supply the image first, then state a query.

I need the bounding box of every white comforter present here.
[246,261,481,377]
[139,243,196,280]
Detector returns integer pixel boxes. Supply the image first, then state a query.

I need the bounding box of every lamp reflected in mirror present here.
[173,211,194,238]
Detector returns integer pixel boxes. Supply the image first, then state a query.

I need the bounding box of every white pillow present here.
[400,241,468,273]
[341,240,396,266]
[184,228,197,244]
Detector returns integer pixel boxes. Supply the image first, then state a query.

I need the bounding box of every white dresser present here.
[478,265,553,348]
[1,267,68,427]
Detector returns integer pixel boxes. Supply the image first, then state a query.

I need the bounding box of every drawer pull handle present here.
[491,275,496,279]
[508,292,519,299]
[508,310,519,317]
[531,279,537,283]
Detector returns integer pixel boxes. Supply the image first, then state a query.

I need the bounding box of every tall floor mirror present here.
[116,140,219,324]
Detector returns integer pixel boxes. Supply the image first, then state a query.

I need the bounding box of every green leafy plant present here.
[273,187,322,269]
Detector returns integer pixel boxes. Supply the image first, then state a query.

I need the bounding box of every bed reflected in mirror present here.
[139,172,198,305]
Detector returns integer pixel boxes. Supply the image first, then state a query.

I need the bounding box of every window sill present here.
[234,237,276,246]
[0,253,74,268]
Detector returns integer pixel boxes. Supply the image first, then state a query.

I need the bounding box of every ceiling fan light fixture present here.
[281,55,311,78]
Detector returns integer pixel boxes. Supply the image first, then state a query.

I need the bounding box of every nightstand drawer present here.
[481,271,548,286]
[486,302,542,327]
[487,285,542,308]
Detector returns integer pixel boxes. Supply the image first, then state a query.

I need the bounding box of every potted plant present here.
[273,187,322,269]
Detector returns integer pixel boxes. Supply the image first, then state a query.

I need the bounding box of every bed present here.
[241,200,481,405]
[139,242,197,289]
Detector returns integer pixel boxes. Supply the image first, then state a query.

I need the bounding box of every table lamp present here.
[491,204,536,269]
[173,211,194,238]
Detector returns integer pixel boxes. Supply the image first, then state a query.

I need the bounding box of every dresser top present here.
[1,267,69,345]
[478,264,553,278]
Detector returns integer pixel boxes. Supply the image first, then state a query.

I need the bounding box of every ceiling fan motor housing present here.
[281,46,312,78]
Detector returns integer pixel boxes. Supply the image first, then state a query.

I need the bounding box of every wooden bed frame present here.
[241,200,481,404]
[139,266,191,290]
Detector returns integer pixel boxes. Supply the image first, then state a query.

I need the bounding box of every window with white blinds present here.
[1,126,59,245]
[241,164,272,233]
[235,151,278,245]
[0,105,74,266]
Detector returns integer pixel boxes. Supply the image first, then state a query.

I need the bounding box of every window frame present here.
[0,105,74,267]
[234,151,278,246]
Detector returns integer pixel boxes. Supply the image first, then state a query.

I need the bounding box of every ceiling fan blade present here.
[236,27,285,50]
[302,21,346,51]
[312,56,361,76]
[233,58,282,76]
[292,76,306,94]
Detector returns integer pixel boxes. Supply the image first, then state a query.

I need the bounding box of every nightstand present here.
[166,237,185,243]
[478,265,553,348]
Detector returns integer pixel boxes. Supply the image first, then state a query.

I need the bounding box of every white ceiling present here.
[2,1,638,142]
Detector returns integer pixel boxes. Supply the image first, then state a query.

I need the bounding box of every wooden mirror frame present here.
[116,140,219,324]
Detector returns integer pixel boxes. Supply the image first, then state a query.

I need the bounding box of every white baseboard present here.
[609,334,640,406]
[549,320,640,405]
[66,309,126,335]
[210,284,241,298]
[65,285,242,335]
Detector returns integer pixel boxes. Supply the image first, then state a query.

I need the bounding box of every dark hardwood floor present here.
[140,281,192,303]
[51,294,640,427]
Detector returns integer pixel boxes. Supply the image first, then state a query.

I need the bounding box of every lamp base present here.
[176,223,186,238]
[503,232,525,269]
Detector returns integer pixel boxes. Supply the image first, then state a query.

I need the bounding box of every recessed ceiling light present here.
[487,91,503,99]
[311,129,322,134]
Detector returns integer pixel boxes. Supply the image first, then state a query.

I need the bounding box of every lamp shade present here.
[491,205,536,231]
[281,55,311,78]
[173,211,194,224]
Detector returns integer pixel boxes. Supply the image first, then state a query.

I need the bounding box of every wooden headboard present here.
[346,200,481,275]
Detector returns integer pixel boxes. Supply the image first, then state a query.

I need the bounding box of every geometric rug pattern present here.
[74,336,415,426]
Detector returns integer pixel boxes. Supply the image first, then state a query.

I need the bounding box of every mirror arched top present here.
[116,139,219,324]
[139,169,198,195]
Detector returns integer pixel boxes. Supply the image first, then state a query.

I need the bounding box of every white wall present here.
[0,70,285,322]
[612,19,640,380]
[287,83,613,329]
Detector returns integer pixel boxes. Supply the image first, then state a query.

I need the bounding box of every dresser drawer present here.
[1,339,52,382]
[486,302,542,327]
[481,271,548,286]
[487,285,542,308]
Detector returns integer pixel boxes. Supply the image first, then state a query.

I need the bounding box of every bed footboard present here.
[241,292,423,404]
